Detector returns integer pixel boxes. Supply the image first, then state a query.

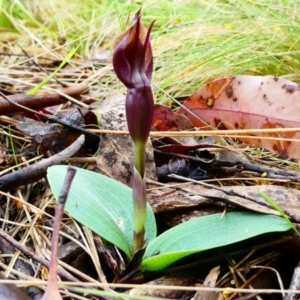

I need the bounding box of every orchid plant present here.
[112,9,155,253]
[47,10,291,275]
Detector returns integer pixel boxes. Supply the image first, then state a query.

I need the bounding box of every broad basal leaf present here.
[141,212,291,271]
[47,165,157,259]
[176,75,300,159]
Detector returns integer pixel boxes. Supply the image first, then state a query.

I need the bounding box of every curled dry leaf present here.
[176,75,300,159]
[192,266,220,300]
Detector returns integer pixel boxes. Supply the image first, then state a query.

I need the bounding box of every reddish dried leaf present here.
[152,104,193,131]
[177,75,300,159]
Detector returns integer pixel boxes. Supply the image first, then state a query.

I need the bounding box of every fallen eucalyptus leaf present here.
[177,75,300,159]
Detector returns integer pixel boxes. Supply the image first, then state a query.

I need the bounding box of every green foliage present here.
[0,12,18,32]
[47,166,292,271]
[3,0,43,27]
[141,212,291,271]
[47,166,157,259]
[4,0,300,102]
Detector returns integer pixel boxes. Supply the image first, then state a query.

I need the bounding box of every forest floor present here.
[1,1,300,299]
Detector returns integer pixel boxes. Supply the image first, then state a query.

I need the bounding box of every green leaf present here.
[47,165,156,259]
[142,212,291,271]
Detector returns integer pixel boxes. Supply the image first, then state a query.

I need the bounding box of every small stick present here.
[41,167,77,299]
[20,47,67,87]
[0,85,89,114]
[0,232,79,282]
[0,135,85,192]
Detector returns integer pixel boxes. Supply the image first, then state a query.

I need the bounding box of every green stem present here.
[134,141,145,175]
[132,142,147,253]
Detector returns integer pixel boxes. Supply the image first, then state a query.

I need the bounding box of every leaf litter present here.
[1,1,300,299]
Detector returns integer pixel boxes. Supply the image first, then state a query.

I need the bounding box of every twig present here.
[20,47,67,87]
[0,232,79,282]
[93,128,300,137]
[42,167,77,299]
[154,148,298,179]
[214,160,298,179]
[0,135,85,192]
[0,85,88,114]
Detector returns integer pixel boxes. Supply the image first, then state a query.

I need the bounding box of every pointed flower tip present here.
[112,10,154,88]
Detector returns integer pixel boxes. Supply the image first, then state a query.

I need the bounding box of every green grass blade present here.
[259,192,300,237]
[9,0,43,27]
[8,126,18,167]
[142,212,291,271]
[27,46,78,95]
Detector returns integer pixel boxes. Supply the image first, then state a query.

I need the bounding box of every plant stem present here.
[132,143,147,253]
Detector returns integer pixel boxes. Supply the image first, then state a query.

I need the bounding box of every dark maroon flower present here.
[113,9,154,87]
[113,9,155,149]
[112,10,155,253]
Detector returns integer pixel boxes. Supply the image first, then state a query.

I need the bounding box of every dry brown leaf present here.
[192,266,220,300]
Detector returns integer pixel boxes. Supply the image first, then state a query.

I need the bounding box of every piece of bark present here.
[0,134,85,192]
[0,272,32,300]
[58,241,84,264]
[170,175,300,222]
[0,85,88,114]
